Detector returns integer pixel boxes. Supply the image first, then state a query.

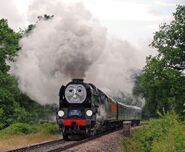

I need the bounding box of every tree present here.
[24,14,54,34]
[151,5,185,70]
[0,18,57,129]
[133,5,185,117]
[0,19,31,128]
[0,19,20,72]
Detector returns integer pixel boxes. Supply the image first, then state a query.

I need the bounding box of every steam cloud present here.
[10,1,147,105]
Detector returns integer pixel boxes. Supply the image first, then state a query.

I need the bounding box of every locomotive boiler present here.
[56,79,141,140]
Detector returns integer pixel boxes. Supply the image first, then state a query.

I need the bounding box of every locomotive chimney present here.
[72,79,84,83]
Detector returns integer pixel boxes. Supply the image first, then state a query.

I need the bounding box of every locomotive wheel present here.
[63,132,69,140]
[85,129,91,138]
[90,129,97,136]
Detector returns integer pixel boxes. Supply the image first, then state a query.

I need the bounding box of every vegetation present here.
[0,132,58,151]
[0,123,58,138]
[0,18,56,131]
[0,4,184,152]
[133,5,185,118]
[121,112,185,152]
[122,5,185,152]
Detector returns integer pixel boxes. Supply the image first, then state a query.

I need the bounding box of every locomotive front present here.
[56,79,96,139]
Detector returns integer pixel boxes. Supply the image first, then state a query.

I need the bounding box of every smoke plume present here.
[10,1,147,105]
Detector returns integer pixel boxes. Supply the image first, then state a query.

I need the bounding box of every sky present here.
[0,0,184,48]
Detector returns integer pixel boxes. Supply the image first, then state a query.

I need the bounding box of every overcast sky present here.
[0,0,184,48]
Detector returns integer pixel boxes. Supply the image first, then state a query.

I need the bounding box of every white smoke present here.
[10,1,147,105]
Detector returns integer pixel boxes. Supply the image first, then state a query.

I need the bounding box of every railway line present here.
[6,126,123,152]
[6,123,145,152]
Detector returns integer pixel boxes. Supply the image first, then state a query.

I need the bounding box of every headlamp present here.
[86,110,93,117]
[58,110,64,117]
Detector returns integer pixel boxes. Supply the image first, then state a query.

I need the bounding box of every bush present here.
[36,123,59,134]
[121,112,185,152]
[0,122,59,138]
[41,123,58,134]
[0,123,36,136]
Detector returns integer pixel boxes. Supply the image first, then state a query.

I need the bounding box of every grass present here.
[0,133,59,152]
[0,122,59,138]
[0,122,60,151]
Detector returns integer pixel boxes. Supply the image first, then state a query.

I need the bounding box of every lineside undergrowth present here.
[121,112,185,152]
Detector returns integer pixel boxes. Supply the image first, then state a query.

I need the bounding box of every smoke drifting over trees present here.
[10,1,147,104]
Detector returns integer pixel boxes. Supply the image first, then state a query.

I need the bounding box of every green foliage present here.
[0,19,23,129]
[36,123,59,134]
[133,5,185,117]
[122,112,185,152]
[0,18,57,130]
[151,6,185,70]
[0,19,20,72]
[0,72,34,129]
[0,123,36,136]
[0,123,58,138]
[24,14,54,34]
[12,102,32,123]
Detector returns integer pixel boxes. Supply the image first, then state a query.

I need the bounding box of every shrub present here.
[0,122,59,138]
[0,123,36,136]
[30,123,59,134]
[121,112,185,152]
[37,123,59,134]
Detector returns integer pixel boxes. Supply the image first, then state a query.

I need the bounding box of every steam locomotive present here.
[56,79,141,140]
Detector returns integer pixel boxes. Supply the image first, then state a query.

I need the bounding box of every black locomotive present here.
[56,79,141,140]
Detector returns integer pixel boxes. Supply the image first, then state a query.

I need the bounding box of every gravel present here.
[65,130,123,152]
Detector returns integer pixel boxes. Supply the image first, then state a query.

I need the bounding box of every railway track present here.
[6,139,67,152]
[6,123,145,152]
[6,127,122,152]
